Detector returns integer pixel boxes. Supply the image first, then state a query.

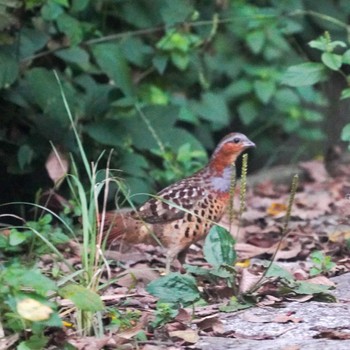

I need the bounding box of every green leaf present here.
[84,120,127,147]
[59,284,104,312]
[120,37,153,67]
[219,298,253,312]
[17,144,34,170]
[152,54,168,74]
[321,52,342,71]
[341,123,350,142]
[192,92,230,129]
[92,43,134,97]
[294,281,332,295]
[18,335,48,350]
[146,273,200,306]
[237,100,258,125]
[342,49,350,64]
[341,88,350,100]
[9,230,27,246]
[160,0,193,26]
[19,28,49,59]
[4,266,57,294]
[0,51,19,88]
[171,51,190,70]
[54,47,90,68]
[203,225,236,268]
[56,13,83,45]
[224,80,252,99]
[253,80,276,104]
[246,30,265,54]
[265,263,294,282]
[281,63,326,86]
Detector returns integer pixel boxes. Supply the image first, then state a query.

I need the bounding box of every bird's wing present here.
[134,180,207,224]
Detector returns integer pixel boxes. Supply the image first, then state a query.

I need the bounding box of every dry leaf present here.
[273,313,303,324]
[267,202,287,216]
[304,275,336,287]
[45,148,69,187]
[17,298,53,321]
[169,329,199,343]
[239,268,261,293]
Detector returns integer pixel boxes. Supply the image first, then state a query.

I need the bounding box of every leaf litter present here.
[41,160,350,348]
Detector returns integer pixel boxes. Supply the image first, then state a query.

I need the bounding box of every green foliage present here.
[0,261,61,342]
[151,302,179,328]
[106,308,141,332]
[1,0,338,207]
[309,251,336,276]
[146,272,200,307]
[263,261,335,299]
[1,214,69,256]
[203,225,236,268]
[59,284,104,312]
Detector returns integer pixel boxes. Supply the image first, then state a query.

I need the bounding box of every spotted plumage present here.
[103,132,255,270]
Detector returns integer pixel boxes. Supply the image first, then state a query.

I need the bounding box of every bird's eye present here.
[233,137,241,144]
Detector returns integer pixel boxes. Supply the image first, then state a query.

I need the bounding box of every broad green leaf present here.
[17,335,48,350]
[203,225,236,268]
[152,54,168,74]
[224,80,252,99]
[18,144,34,170]
[120,37,153,67]
[54,47,90,68]
[321,52,342,71]
[171,51,189,70]
[59,284,104,312]
[93,43,134,97]
[253,80,276,104]
[219,298,253,312]
[341,123,350,142]
[341,88,350,100]
[25,68,74,125]
[9,230,27,246]
[192,92,230,129]
[0,51,19,88]
[56,13,83,46]
[264,263,294,282]
[19,28,49,59]
[281,63,326,86]
[246,30,265,54]
[294,281,332,295]
[238,100,258,125]
[41,1,64,20]
[342,50,350,65]
[160,0,194,26]
[146,273,200,306]
[84,120,127,147]
[5,266,57,294]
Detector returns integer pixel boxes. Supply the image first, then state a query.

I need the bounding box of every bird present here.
[102,132,255,271]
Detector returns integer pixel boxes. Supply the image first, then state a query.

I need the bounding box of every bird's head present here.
[209,132,255,173]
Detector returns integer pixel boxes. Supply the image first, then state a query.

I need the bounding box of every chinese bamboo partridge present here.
[103,133,255,270]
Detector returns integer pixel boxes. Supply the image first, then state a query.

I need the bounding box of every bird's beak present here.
[243,140,256,149]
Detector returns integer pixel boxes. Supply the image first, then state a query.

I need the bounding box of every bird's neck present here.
[204,163,235,193]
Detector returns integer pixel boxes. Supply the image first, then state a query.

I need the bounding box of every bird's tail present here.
[100,208,135,246]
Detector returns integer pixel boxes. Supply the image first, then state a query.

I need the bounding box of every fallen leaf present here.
[239,268,261,293]
[267,202,287,216]
[17,298,53,321]
[299,160,328,183]
[116,264,160,288]
[304,275,336,287]
[169,329,199,343]
[273,313,303,323]
[45,147,69,188]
